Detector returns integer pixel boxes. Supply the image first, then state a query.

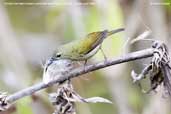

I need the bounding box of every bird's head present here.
[52,48,64,59]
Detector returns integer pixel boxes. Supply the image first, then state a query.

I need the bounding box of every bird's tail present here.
[107,28,125,36]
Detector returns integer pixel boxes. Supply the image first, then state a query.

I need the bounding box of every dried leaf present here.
[0,92,8,111]
[49,93,58,104]
[131,41,171,96]
[84,97,112,104]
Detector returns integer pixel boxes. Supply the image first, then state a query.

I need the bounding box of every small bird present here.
[43,28,124,84]
[52,28,124,61]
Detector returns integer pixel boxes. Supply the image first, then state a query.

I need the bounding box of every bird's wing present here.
[84,30,108,54]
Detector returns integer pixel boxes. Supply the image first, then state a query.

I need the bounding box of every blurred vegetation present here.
[0,0,171,114]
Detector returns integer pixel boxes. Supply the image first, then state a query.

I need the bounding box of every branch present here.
[2,48,154,109]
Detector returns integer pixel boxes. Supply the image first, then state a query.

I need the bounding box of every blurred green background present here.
[0,0,171,114]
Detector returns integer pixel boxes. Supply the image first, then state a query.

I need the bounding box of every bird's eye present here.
[56,53,61,57]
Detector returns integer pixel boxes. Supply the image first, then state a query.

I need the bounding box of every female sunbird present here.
[43,28,124,84]
[52,28,124,61]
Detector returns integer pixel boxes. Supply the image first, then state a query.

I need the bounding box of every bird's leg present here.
[100,46,107,61]
[83,60,88,71]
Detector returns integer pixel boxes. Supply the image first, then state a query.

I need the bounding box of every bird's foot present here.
[83,60,88,72]
[100,48,108,62]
